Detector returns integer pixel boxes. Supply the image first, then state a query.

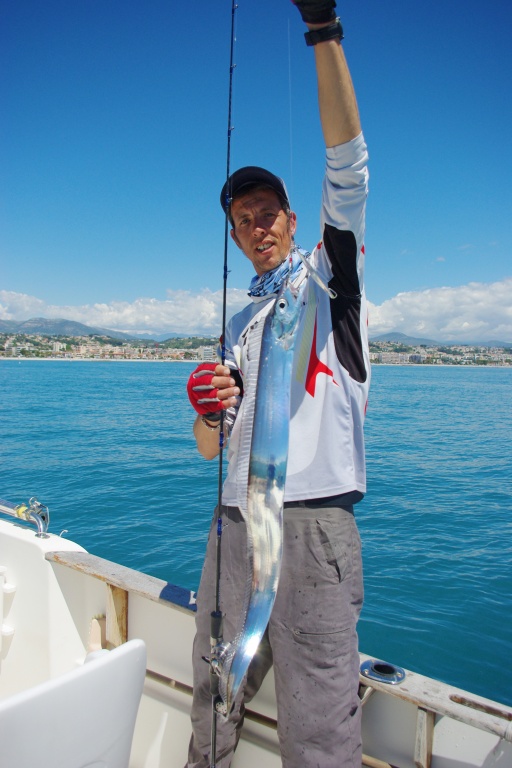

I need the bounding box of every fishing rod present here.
[209,2,238,765]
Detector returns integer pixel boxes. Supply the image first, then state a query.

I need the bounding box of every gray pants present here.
[187,503,364,768]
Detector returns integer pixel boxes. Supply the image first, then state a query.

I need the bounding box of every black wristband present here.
[203,410,222,423]
[304,18,344,47]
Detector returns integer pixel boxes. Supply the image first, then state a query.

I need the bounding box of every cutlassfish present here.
[217,270,306,714]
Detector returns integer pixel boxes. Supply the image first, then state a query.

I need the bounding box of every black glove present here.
[292,0,337,24]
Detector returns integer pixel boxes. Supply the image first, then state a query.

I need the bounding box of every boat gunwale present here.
[45,549,512,745]
[46,550,197,614]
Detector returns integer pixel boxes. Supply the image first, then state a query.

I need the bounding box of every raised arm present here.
[293,1,361,146]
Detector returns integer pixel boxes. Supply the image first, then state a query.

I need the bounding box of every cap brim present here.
[220,166,289,213]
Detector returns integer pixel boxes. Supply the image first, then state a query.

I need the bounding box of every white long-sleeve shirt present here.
[222,132,370,506]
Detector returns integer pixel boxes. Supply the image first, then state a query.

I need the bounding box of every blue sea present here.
[1,360,511,706]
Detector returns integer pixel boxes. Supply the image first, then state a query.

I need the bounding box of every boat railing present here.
[45,548,512,768]
[0,497,50,537]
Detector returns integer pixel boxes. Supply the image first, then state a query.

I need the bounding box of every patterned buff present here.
[248,246,310,298]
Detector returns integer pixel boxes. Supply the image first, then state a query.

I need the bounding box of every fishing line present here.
[209,2,238,766]
[287,19,294,202]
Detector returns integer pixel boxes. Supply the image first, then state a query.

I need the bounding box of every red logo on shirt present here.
[305,316,335,397]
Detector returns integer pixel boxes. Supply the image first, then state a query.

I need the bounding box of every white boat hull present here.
[1,518,511,768]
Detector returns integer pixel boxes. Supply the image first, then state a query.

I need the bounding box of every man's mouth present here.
[256,242,273,253]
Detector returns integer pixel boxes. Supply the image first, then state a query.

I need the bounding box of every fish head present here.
[271,279,305,347]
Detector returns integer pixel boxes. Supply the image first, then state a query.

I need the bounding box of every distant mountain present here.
[370,332,512,348]
[480,339,512,349]
[0,317,136,341]
[0,318,217,343]
[0,320,18,333]
[129,331,195,342]
[2,318,509,348]
[370,332,438,346]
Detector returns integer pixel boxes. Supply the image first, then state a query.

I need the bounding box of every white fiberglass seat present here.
[0,638,146,768]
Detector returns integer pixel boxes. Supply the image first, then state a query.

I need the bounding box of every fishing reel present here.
[205,610,230,716]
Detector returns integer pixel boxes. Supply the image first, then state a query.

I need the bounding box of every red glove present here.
[186,363,224,417]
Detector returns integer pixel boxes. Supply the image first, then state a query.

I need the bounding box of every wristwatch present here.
[304,18,344,47]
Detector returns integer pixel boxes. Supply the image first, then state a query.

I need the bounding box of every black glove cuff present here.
[203,410,222,423]
[304,18,344,47]
[294,0,337,24]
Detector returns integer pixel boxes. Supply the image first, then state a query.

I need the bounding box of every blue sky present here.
[2,0,511,341]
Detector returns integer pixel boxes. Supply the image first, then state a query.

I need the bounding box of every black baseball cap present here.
[220,166,290,213]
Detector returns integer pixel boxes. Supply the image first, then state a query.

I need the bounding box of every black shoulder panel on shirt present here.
[323,224,367,384]
[323,225,360,296]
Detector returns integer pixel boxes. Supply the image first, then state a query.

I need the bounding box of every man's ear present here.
[289,211,297,238]
[230,229,242,249]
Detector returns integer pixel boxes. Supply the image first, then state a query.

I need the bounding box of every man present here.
[186,1,369,766]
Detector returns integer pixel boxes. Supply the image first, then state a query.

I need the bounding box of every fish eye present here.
[277,299,287,310]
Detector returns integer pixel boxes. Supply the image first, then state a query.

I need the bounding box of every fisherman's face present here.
[230,188,297,276]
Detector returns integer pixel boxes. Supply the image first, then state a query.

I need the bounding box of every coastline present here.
[1,357,510,368]
[0,357,195,363]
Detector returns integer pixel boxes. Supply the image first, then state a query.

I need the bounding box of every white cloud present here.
[0,288,249,336]
[1,277,511,342]
[368,278,512,342]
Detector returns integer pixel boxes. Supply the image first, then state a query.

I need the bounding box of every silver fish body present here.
[217,275,306,714]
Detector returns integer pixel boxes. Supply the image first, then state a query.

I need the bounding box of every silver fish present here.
[217,274,306,714]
